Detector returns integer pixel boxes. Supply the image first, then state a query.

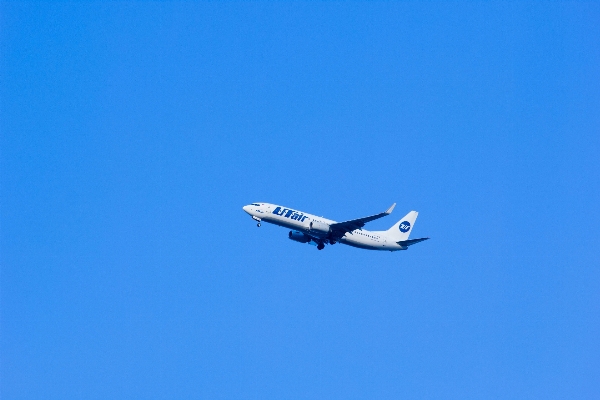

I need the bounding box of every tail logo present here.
[399,221,411,233]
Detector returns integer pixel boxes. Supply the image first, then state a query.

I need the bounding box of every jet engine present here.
[309,220,330,235]
[288,230,311,243]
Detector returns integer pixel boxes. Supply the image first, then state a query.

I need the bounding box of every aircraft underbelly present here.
[340,238,378,250]
[266,217,304,230]
[340,237,398,251]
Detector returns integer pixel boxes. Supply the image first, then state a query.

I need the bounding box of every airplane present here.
[242,202,429,251]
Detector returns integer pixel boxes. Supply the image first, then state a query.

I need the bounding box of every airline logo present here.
[399,221,411,233]
[273,206,309,222]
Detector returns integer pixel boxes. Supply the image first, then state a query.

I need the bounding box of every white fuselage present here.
[243,202,406,251]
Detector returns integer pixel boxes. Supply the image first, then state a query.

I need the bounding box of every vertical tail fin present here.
[386,211,418,241]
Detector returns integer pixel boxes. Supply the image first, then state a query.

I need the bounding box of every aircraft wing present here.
[329,203,396,237]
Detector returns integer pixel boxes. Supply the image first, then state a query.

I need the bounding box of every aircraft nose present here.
[242,205,251,214]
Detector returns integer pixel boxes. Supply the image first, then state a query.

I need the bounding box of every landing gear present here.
[317,242,325,250]
[329,239,336,245]
[257,222,261,227]
[252,216,261,227]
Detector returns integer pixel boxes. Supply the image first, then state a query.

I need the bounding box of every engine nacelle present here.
[288,230,311,243]
[309,220,330,235]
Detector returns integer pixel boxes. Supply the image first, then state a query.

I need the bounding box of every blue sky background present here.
[1,2,599,399]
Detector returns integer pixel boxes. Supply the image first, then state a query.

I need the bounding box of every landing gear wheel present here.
[257,222,261,227]
[329,239,336,245]
[317,243,325,250]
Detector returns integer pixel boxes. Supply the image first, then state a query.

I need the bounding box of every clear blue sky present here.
[2,2,599,399]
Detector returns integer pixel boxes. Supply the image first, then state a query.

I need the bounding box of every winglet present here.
[385,203,396,215]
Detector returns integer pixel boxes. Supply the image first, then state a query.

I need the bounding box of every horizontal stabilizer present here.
[397,237,430,247]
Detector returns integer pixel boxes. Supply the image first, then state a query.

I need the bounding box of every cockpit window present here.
[251,203,260,206]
